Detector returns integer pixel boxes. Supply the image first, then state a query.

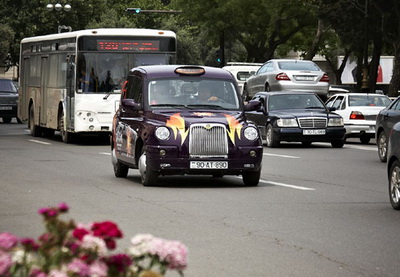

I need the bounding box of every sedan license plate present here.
[303,129,326,135]
[0,106,12,110]
[190,161,228,169]
[295,76,315,81]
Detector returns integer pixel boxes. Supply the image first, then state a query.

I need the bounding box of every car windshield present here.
[148,78,240,110]
[348,95,391,107]
[268,94,325,111]
[0,79,17,93]
[277,61,320,71]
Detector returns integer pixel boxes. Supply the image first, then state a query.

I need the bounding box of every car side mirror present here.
[328,106,336,112]
[244,100,261,111]
[121,99,141,110]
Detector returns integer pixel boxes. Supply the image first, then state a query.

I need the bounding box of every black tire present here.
[2,117,12,123]
[16,117,23,124]
[29,105,41,137]
[360,135,370,144]
[331,140,344,148]
[377,131,387,162]
[389,160,400,210]
[265,84,271,92]
[58,110,73,143]
[42,128,55,138]
[266,124,279,148]
[242,169,261,186]
[139,151,158,186]
[114,161,129,178]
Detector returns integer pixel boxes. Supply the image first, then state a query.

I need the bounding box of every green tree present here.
[0,24,14,70]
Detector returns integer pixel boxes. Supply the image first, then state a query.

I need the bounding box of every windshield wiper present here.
[305,106,325,109]
[151,104,191,108]
[187,104,225,109]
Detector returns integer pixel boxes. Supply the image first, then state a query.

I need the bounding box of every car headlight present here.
[244,126,259,141]
[155,126,170,140]
[277,118,298,127]
[328,117,344,127]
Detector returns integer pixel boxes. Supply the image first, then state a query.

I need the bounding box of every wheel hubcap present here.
[379,134,387,159]
[390,165,400,204]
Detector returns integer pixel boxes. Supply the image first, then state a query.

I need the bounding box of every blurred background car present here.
[245,91,345,148]
[376,96,400,162]
[243,59,330,101]
[222,62,262,96]
[326,93,392,144]
[0,78,19,123]
[387,121,400,210]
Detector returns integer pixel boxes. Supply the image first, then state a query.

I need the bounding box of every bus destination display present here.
[97,40,160,51]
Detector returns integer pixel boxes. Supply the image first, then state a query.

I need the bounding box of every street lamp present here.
[46,3,72,33]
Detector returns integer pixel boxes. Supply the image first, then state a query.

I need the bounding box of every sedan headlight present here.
[277,118,298,127]
[155,126,170,140]
[328,117,344,127]
[244,126,259,141]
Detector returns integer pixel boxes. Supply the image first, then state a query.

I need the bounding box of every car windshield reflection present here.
[268,94,325,111]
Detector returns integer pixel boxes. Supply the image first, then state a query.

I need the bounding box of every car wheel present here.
[360,135,370,144]
[2,117,12,123]
[29,105,41,137]
[58,110,74,143]
[331,140,344,148]
[242,169,260,186]
[112,148,129,178]
[266,124,279,148]
[389,160,400,210]
[16,117,22,124]
[265,84,271,92]
[138,150,158,186]
[377,131,387,162]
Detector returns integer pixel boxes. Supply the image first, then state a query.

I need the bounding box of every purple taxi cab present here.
[111,65,263,186]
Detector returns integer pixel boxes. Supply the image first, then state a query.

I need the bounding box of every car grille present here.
[298,117,327,128]
[189,123,228,158]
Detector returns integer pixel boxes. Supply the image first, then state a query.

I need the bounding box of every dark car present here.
[111,65,263,186]
[376,96,400,162]
[387,122,400,210]
[0,78,19,123]
[245,91,346,148]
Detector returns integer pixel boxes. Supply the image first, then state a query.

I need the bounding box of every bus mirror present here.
[122,99,141,110]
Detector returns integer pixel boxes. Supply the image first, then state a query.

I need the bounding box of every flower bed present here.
[0,203,188,277]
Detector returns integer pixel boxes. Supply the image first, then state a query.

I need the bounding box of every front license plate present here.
[0,106,12,110]
[303,129,326,135]
[190,161,228,169]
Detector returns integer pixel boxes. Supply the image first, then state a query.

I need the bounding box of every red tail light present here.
[320,74,330,82]
[276,73,291,81]
[350,111,365,120]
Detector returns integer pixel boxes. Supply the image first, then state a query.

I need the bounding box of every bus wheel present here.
[58,110,73,143]
[29,105,41,137]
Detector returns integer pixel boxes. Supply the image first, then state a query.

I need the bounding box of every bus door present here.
[66,55,75,131]
[19,57,30,121]
[40,56,49,125]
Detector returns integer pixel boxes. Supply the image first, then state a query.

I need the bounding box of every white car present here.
[222,63,262,96]
[325,93,392,144]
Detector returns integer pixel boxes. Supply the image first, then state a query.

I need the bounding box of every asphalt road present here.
[1,120,400,277]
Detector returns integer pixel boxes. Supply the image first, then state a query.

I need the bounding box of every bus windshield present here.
[77,52,175,93]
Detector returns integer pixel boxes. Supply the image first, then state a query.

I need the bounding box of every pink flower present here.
[148,238,188,270]
[20,238,39,251]
[103,253,132,273]
[0,249,13,275]
[67,258,90,276]
[57,202,69,213]
[72,228,90,241]
[0,232,18,250]
[48,269,68,277]
[89,260,108,277]
[91,221,123,239]
[29,268,47,277]
[38,207,58,218]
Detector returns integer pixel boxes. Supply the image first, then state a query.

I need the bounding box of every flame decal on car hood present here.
[166,113,189,145]
[224,114,242,145]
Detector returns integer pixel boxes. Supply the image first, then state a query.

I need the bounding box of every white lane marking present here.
[262,180,315,191]
[100,152,111,155]
[29,139,51,145]
[345,145,377,151]
[263,153,300,159]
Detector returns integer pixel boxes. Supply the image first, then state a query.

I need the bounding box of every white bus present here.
[18,28,177,143]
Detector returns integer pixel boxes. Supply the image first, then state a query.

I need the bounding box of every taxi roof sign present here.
[175,66,205,75]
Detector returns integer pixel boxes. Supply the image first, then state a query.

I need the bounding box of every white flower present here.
[81,235,107,255]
